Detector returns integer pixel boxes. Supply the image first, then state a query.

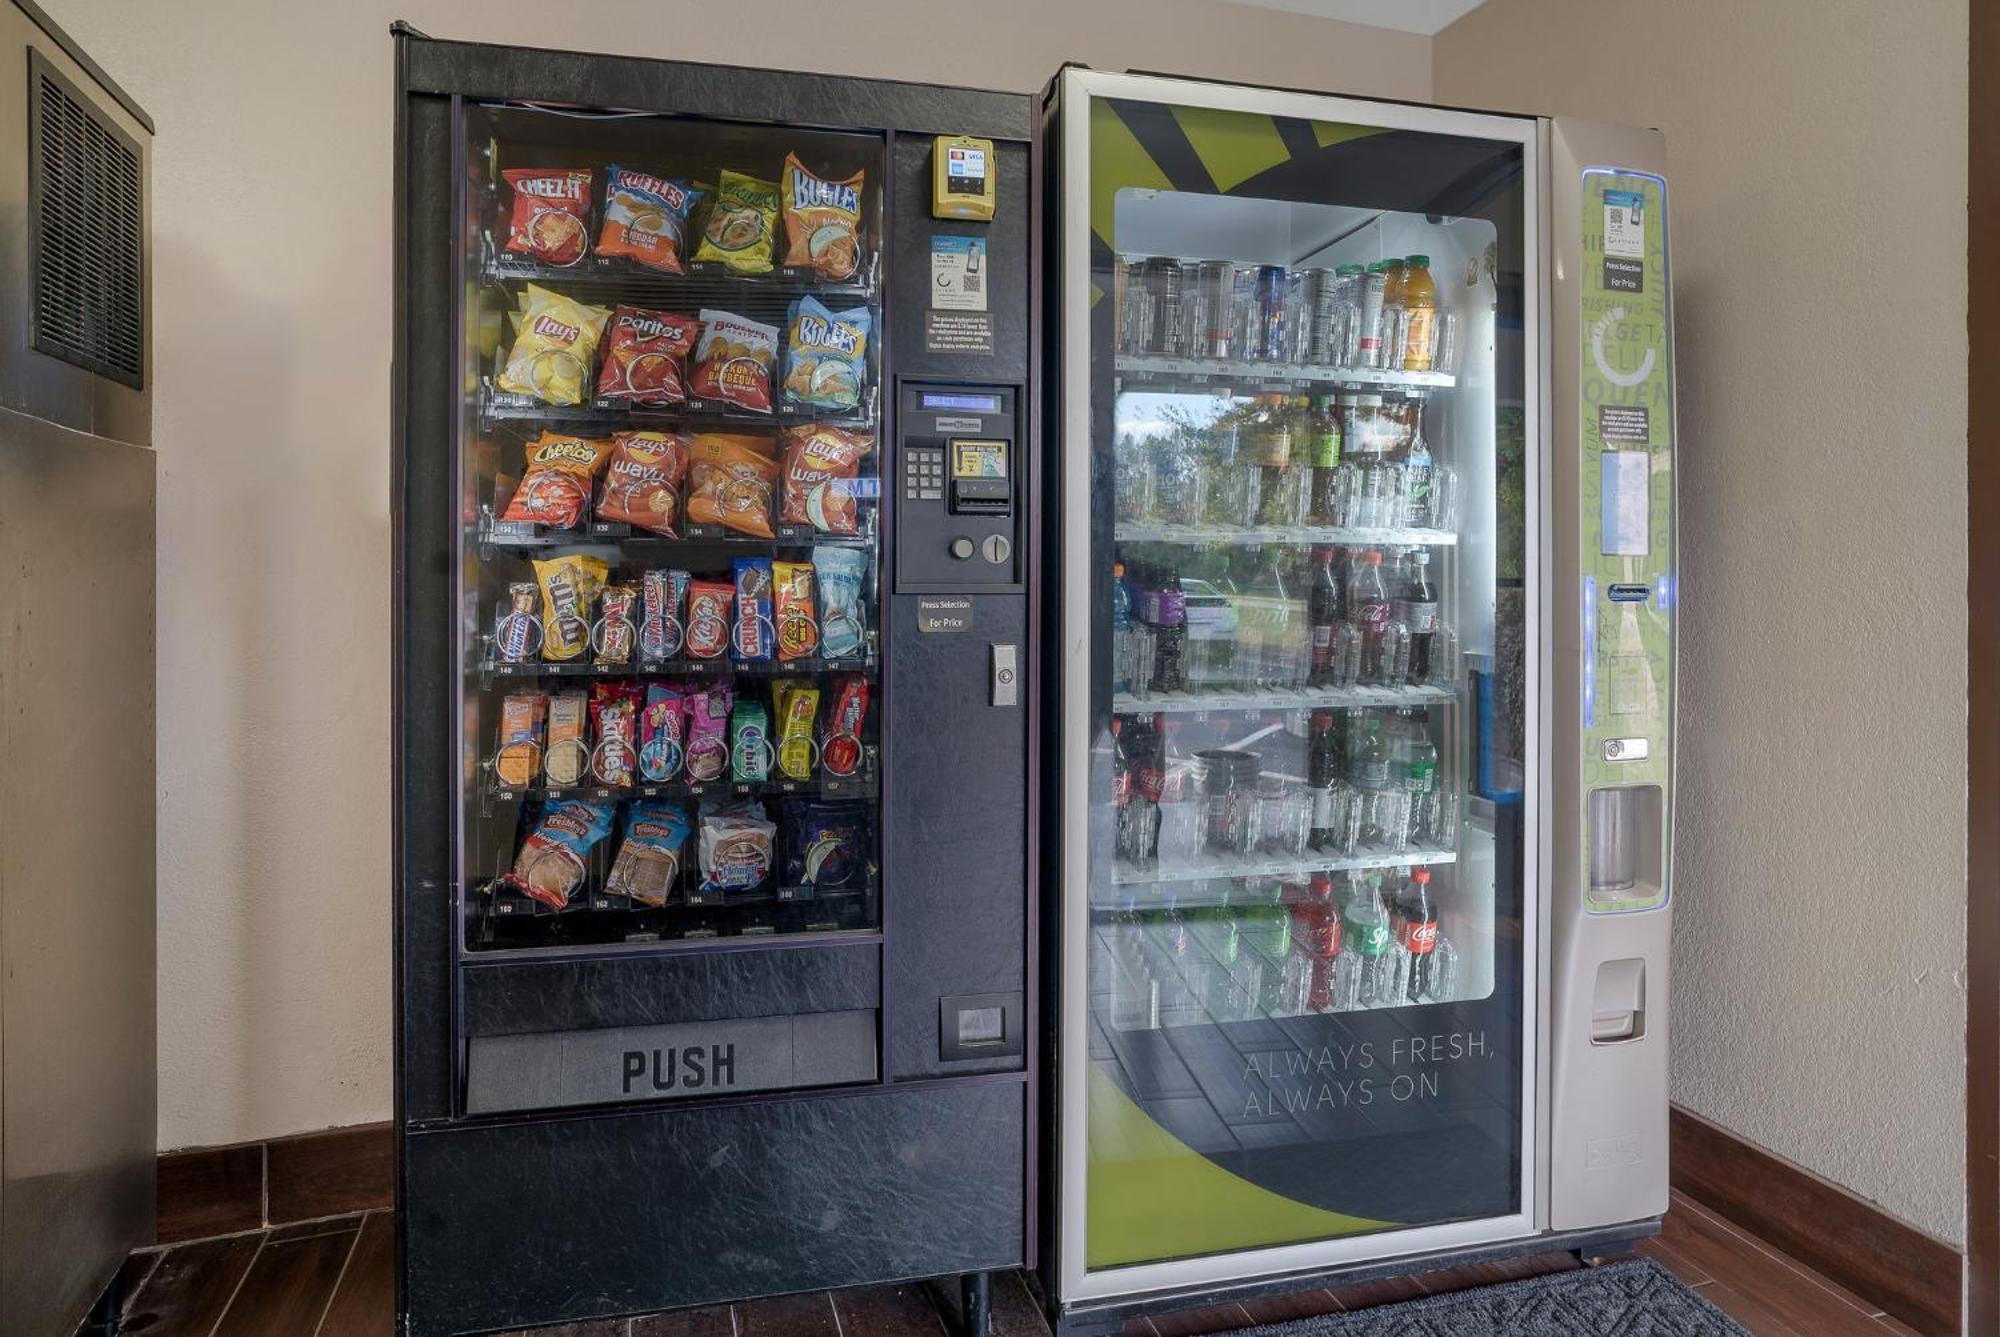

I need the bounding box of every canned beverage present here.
[1252,265,1288,362]
[1433,308,1460,375]
[1283,270,1311,362]
[1141,256,1185,356]
[1187,260,1236,359]
[1330,264,1364,366]
[1301,267,1340,364]
[1228,266,1256,362]
[1113,255,1132,354]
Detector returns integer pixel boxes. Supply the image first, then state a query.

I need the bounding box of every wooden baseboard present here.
[1669,1105,1961,1336]
[156,1121,392,1246]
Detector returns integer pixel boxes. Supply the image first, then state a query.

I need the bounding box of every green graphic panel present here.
[1578,171,1674,912]
[1086,1068,1391,1269]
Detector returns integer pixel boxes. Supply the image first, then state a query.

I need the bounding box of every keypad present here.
[904,446,945,502]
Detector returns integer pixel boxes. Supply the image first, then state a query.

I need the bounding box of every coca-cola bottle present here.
[1397,549,1440,683]
[1395,867,1441,1002]
[1346,549,1391,682]
[1306,546,1343,685]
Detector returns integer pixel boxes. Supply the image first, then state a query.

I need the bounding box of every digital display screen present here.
[921,391,1002,414]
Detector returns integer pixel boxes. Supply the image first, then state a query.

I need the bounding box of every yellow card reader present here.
[933,134,996,221]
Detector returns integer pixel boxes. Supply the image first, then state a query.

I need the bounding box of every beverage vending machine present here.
[391,28,1037,1335]
[1040,69,1676,1331]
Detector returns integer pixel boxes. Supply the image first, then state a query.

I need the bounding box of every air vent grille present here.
[30,52,143,389]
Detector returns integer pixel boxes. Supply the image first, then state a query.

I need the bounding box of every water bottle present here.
[1351,715,1393,848]
[1402,405,1434,529]
[1112,563,1133,696]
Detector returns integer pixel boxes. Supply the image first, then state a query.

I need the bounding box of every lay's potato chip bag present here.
[498,285,611,405]
[781,155,864,281]
[695,170,778,274]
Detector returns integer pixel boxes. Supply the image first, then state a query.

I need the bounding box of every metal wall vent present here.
[28,50,143,389]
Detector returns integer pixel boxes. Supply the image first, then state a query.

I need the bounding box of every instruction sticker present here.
[1604,189,1646,259]
[931,235,988,311]
[925,310,995,355]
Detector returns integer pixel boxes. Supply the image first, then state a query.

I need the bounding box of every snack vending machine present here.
[1041,70,1676,1331]
[391,29,1037,1335]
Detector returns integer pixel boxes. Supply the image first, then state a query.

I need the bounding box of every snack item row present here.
[501,154,864,281]
[495,548,870,666]
[500,792,873,912]
[493,672,873,792]
[501,428,874,540]
[497,286,871,415]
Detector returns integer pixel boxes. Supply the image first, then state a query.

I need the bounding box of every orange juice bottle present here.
[1398,254,1437,371]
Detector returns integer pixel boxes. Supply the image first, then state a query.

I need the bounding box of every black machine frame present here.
[392,25,1041,1336]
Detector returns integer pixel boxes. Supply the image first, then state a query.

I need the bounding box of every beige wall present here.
[36,1,1429,1153]
[1437,0,1968,1246]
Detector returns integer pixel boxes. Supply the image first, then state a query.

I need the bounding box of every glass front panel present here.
[1083,96,1529,1270]
[457,105,884,952]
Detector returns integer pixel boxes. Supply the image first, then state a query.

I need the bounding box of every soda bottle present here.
[1347,549,1391,679]
[1334,873,1393,1009]
[1245,547,1301,689]
[1399,708,1439,848]
[1112,562,1133,696]
[1307,395,1343,524]
[1351,713,1392,846]
[1306,546,1343,685]
[1395,867,1441,1002]
[1397,255,1437,372]
[1306,709,1349,853]
[1150,569,1187,694]
[1397,550,1440,686]
[1401,401,1434,528]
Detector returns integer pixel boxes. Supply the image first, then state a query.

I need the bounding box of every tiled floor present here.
[106,1189,1922,1336]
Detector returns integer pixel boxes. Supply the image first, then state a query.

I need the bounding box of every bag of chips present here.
[595,307,699,406]
[698,800,777,893]
[781,154,864,281]
[695,170,779,273]
[494,692,547,789]
[545,692,590,786]
[684,579,734,661]
[783,800,870,890]
[502,168,593,266]
[772,561,818,662]
[781,298,869,412]
[813,545,869,660]
[596,431,690,537]
[506,799,615,910]
[732,557,774,663]
[730,702,771,782]
[596,167,702,274]
[502,432,612,529]
[772,679,820,780]
[690,310,777,414]
[498,286,612,405]
[533,555,608,663]
[605,802,694,907]
[686,434,779,538]
[638,684,687,782]
[781,424,873,533]
[684,683,734,781]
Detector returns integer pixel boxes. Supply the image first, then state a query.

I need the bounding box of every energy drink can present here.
[1252,264,1288,362]
[1187,260,1236,359]
[1141,256,1184,356]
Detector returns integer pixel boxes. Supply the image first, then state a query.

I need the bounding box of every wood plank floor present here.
[103,1189,1918,1336]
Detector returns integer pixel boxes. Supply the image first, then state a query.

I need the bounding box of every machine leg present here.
[959,1271,992,1337]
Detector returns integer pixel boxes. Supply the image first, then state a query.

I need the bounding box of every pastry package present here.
[697,800,777,893]
[780,154,864,281]
[772,560,818,662]
[780,424,873,533]
[497,286,611,405]
[505,799,615,910]
[544,691,590,787]
[532,554,608,663]
[595,307,699,406]
[732,557,774,663]
[596,168,702,274]
[812,545,869,660]
[604,802,693,907]
[686,434,778,537]
[494,692,547,789]
[781,298,869,411]
[694,170,779,273]
[502,432,612,529]
[596,431,690,537]
[502,168,592,266]
[689,311,777,414]
[638,683,687,782]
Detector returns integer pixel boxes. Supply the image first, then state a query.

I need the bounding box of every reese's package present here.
[596,167,702,274]
[694,170,779,273]
[498,286,611,405]
[686,433,778,538]
[689,310,777,413]
[781,154,864,281]
[781,298,869,412]
[595,307,699,406]
[772,560,818,662]
[596,431,690,537]
[503,431,612,529]
[780,424,873,533]
[502,168,592,266]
